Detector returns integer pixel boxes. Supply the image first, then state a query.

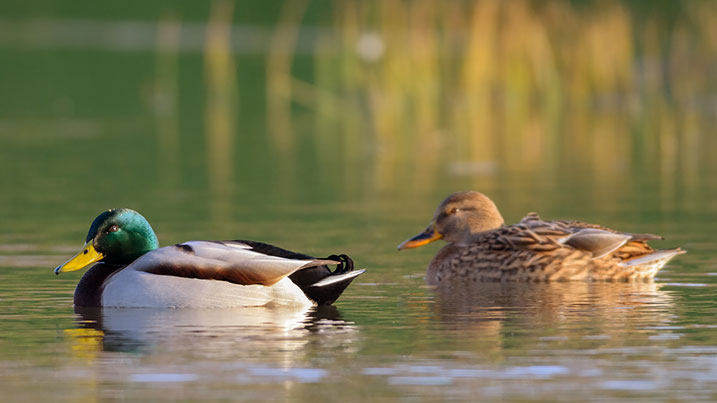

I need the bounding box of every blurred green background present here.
[0,0,715,239]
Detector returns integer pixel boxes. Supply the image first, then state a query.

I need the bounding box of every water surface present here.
[2,194,716,401]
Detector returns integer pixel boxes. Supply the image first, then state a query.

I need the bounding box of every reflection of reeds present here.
[204,0,237,222]
[267,0,309,156]
[266,0,715,198]
[154,12,181,187]
[433,281,675,353]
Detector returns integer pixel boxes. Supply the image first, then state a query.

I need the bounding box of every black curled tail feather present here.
[289,253,361,306]
[325,254,354,275]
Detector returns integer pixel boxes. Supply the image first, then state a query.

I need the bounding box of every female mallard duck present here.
[398,191,684,284]
[54,208,364,308]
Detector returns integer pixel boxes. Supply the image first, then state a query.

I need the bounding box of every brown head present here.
[398,191,505,249]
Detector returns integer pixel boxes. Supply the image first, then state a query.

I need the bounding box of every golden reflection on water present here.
[291,0,715,196]
[204,0,237,223]
[129,0,715,209]
[153,13,182,189]
[267,0,309,157]
[64,327,104,359]
[62,327,104,403]
[266,0,310,199]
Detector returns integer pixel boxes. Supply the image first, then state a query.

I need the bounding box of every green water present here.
[2,1,717,401]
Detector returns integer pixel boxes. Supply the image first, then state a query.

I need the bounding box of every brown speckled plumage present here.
[399,191,684,284]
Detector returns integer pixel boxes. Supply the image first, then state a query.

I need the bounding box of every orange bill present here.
[397,223,443,250]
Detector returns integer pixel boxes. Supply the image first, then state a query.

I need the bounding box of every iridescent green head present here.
[54,208,159,274]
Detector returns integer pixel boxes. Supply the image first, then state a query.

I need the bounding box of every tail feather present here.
[289,254,365,305]
[229,240,365,305]
[620,248,685,271]
[312,269,366,288]
[307,269,366,305]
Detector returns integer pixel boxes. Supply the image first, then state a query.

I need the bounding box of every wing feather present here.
[561,229,632,258]
[129,241,338,286]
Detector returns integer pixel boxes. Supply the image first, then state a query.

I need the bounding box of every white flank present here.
[102,272,312,308]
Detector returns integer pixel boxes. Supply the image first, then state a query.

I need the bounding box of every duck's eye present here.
[107,224,120,233]
[448,207,460,214]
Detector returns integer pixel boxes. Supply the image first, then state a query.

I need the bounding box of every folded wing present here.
[134,241,339,286]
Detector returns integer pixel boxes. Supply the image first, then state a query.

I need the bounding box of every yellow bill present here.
[397,223,444,250]
[54,242,104,275]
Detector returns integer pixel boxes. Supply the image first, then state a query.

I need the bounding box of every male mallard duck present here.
[55,209,365,308]
[398,191,684,284]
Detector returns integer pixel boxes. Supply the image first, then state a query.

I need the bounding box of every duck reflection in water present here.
[70,304,359,356]
[432,281,675,356]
